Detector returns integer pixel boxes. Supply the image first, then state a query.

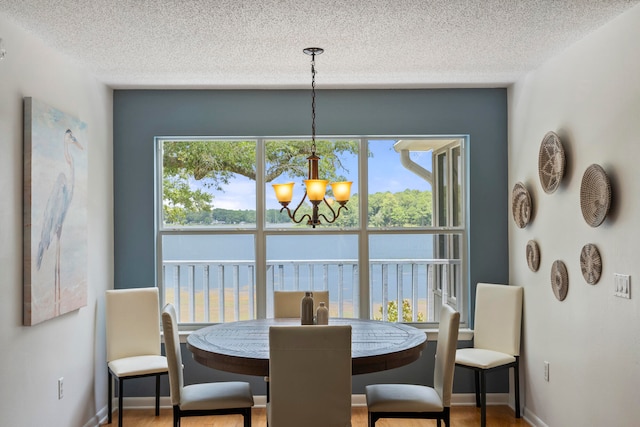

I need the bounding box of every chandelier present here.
[272,47,352,228]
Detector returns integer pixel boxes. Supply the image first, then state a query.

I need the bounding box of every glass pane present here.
[437,152,448,227]
[161,139,257,229]
[369,233,461,322]
[266,234,358,318]
[265,139,359,228]
[368,139,433,228]
[449,234,461,300]
[161,234,256,323]
[452,145,462,227]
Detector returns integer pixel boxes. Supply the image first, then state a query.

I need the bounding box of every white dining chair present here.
[105,288,169,426]
[365,304,460,427]
[455,283,524,427]
[267,290,331,401]
[268,325,352,427]
[162,303,254,427]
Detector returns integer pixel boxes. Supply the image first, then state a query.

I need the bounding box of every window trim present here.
[155,135,468,329]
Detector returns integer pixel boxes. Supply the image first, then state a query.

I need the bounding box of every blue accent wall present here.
[113,88,509,395]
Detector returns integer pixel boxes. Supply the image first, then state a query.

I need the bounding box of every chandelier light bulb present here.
[272,182,294,205]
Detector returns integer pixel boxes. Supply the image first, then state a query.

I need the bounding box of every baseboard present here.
[110,392,511,410]
[83,406,109,427]
[89,393,531,427]
[523,407,548,427]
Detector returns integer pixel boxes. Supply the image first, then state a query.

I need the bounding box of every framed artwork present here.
[23,97,88,325]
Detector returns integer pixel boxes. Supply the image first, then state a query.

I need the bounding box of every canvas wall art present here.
[23,97,88,326]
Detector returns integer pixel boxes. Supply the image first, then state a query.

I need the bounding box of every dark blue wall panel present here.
[113,89,509,396]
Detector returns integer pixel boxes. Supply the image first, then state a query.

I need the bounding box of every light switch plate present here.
[614,274,631,299]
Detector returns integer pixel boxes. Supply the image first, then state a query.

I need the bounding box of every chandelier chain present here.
[310,52,317,152]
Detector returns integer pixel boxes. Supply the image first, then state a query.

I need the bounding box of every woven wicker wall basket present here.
[512,182,532,228]
[580,164,611,227]
[580,243,602,285]
[538,131,565,194]
[551,260,568,301]
[526,240,540,272]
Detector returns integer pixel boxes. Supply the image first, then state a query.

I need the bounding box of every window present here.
[156,137,466,327]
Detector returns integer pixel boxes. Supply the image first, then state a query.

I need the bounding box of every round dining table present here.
[186,317,427,377]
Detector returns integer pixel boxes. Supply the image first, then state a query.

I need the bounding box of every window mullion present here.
[155,139,164,308]
[255,138,267,319]
[358,138,369,319]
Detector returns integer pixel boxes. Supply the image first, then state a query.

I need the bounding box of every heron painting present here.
[23,98,88,326]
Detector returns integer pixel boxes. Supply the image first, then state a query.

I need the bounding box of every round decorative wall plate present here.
[580,243,602,285]
[580,164,611,227]
[538,131,565,194]
[551,260,568,301]
[526,240,540,272]
[512,182,532,228]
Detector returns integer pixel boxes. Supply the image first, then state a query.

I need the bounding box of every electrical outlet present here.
[544,361,550,382]
[614,274,631,299]
[58,377,64,399]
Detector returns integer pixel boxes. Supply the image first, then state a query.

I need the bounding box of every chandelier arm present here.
[318,201,349,225]
[279,206,311,224]
[323,197,338,218]
[317,213,335,224]
[280,191,312,224]
[291,191,309,217]
[323,205,349,222]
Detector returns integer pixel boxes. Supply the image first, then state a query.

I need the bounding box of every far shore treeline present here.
[173,189,432,228]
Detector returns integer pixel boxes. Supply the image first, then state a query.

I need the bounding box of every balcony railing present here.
[162,258,461,324]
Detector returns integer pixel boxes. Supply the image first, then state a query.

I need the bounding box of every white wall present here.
[0,14,113,427]
[509,4,640,427]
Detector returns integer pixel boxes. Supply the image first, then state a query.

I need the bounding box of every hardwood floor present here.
[102,405,530,426]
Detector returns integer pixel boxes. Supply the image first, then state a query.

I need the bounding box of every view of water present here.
[163,233,435,261]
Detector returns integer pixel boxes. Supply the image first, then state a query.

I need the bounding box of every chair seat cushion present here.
[108,355,168,377]
[365,384,444,413]
[181,381,254,411]
[455,348,516,369]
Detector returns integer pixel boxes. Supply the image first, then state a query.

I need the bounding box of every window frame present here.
[155,135,468,330]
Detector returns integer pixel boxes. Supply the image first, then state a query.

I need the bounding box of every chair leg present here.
[480,370,487,427]
[443,407,450,427]
[474,370,481,407]
[244,407,252,427]
[118,378,124,427]
[514,358,521,418]
[107,371,112,423]
[173,405,180,427]
[155,374,161,416]
[368,411,374,427]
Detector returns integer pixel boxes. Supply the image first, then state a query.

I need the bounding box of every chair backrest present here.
[273,290,329,318]
[433,304,460,407]
[268,325,351,427]
[105,287,162,362]
[161,303,184,406]
[473,283,524,356]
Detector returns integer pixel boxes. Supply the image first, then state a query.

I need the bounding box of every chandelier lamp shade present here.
[272,47,352,228]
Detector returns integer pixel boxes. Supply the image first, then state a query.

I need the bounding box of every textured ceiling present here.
[1,0,638,88]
